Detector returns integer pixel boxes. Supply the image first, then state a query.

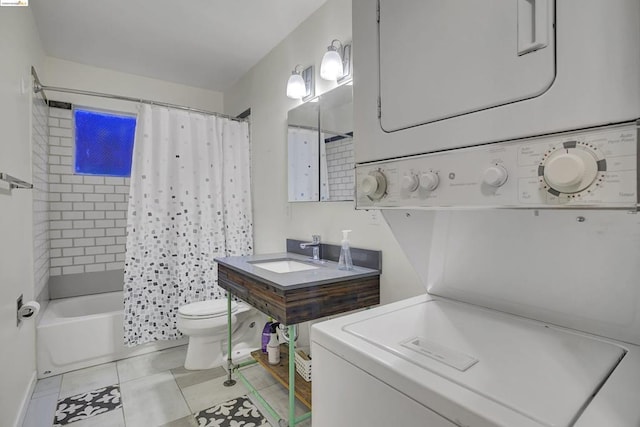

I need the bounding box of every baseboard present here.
[14,370,37,427]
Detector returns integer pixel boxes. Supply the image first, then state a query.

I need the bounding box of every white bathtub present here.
[37,291,187,378]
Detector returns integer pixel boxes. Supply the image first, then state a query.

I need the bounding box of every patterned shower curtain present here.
[124,105,253,346]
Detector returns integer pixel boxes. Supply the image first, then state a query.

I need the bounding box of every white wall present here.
[0,6,44,426]
[224,0,424,305]
[43,57,224,115]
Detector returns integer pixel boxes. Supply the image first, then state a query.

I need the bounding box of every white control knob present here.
[543,150,598,193]
[359,171,387,200]
[401,174,419,192]
[419,172,439,191]
[483,165,508,187]
[545,154,584,189]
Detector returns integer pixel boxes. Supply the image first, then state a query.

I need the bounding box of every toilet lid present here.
[178,300,238,318]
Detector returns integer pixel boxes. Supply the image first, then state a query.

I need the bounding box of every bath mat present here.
[195,396,270,427]
[53,384,122,426]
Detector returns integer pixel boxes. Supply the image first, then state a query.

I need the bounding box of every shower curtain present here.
[124,105,252,346]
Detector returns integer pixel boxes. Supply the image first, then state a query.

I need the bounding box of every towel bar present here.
[0,173,33,190]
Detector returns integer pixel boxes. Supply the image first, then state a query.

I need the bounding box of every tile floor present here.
[22,345,311,427]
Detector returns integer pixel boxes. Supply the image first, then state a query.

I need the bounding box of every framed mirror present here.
[287,84,354,202]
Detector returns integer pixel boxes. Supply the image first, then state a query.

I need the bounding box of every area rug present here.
[53,384,122,426]
[195,395,270,427]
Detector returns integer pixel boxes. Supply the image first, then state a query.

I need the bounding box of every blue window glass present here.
[74,109,136,177]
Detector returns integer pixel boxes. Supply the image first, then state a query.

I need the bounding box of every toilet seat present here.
[178,300,237,319]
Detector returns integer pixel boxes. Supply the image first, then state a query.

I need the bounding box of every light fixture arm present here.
[328,39,343,52]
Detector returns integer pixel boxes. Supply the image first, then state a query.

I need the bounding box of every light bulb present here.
[286,73,306,99]
[320,49,343,80]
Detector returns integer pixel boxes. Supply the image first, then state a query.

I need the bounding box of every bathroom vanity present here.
[215,247,380,426]
[217,252,380,324]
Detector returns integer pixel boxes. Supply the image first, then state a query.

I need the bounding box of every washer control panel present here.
[356,123,638,209]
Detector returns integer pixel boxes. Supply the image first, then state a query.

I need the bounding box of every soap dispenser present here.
[338,229,353,271]
[267,322,281,365]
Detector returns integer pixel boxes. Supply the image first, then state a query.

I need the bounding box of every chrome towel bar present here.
[0,173,33,190]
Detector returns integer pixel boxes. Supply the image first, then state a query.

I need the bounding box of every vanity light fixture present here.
[320,39,352,83]
[286,64,315,101]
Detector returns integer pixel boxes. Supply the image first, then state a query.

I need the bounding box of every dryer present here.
[354,0,640,163]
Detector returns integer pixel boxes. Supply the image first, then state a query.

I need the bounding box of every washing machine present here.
[311,210,640,426]
[312,293,640,426]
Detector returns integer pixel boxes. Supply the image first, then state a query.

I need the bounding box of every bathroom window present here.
[74,108,136,177]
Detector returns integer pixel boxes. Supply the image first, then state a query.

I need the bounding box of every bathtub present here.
[37,291,187,378]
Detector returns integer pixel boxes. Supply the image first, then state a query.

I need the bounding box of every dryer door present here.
[379,0,556,133]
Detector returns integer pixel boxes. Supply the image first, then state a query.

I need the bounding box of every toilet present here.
[177,299,251,370]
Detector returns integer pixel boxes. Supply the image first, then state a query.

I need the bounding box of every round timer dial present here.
[359,170,388,200]
[539,141,605,195]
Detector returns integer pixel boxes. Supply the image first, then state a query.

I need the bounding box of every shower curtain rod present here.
[31,67,247,122]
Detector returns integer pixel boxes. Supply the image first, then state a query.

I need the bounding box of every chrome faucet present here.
[300,235,321,260]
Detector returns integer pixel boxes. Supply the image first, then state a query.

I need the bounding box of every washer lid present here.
[178,300,236,317]
[343,299,625,427]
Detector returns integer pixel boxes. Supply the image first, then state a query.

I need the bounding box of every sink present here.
[251,259,320,274]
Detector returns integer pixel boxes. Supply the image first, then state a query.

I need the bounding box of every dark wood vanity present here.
[218,263,380,324]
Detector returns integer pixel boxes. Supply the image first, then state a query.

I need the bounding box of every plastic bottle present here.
[338,229,353,271]
[267,323,281,365]
[261,319,273,353]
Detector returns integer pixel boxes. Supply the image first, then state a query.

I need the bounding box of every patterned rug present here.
[195,396,270,427]
[53,384,122,426]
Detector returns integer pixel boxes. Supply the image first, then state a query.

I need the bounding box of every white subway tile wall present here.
[48,107,130,276]
[33,95,50,297]
[325,138,355,201]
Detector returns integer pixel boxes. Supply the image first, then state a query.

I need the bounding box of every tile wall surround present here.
[325,138,355,201]
[48,104,130,278]
[48,269,125,299]
[33,92,50,302]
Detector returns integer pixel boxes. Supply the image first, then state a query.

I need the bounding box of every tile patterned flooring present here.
[22,345,311,427]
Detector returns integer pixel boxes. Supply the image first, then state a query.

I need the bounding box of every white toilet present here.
[177,299,252,370]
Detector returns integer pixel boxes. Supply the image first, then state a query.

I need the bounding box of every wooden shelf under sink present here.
[251,344,312,409]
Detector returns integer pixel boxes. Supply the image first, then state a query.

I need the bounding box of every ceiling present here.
[31,0,327,92]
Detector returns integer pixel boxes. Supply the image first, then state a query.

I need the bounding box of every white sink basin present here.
[251,259,319,274]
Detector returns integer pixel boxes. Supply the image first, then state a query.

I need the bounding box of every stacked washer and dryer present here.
[311,1,640,426]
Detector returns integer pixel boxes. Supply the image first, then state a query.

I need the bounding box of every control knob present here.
[401,174,419,192]
[483,165,508,187]
[543,149,598,194]
[419,172,439,191]
[359,171,388,200]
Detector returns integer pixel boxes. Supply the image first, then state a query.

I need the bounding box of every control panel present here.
[356,123,638,209]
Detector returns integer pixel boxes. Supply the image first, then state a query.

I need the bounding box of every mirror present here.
[287,101,320,202]
[287,84,354,202]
